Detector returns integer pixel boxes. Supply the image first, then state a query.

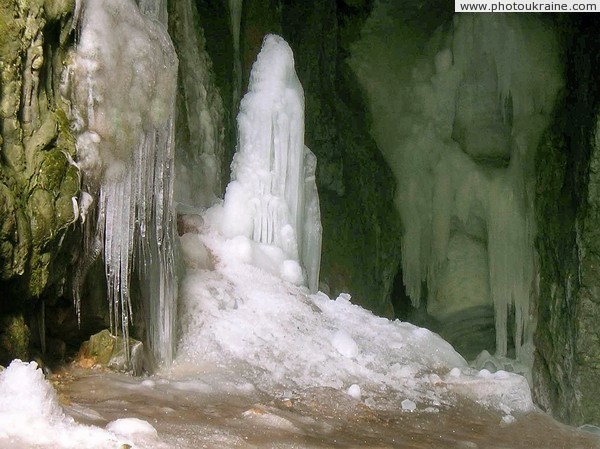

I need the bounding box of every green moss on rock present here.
[0,0,78,303]
[28,188,56,244]
[0,315,30,363]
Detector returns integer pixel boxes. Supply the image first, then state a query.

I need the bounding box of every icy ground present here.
[1,216,600,448]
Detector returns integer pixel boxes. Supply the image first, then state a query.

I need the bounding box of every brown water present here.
[53,367,600,449]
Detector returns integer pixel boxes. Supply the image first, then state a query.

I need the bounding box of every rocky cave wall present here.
[0,0,80,365]
[534,14,600,427]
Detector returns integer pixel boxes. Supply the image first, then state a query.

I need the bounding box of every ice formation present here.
[175,214,536,414]
[172,0,226,209]
[215,34,322,292]
[350,10,562,360]
[66,0,179,365]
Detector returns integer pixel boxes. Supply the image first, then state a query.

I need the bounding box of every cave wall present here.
[0,0,79,364]
[534,15,600,426]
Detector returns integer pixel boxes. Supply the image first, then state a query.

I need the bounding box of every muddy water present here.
[54,368,600,449]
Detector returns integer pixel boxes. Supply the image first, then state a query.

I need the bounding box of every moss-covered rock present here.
[0,315,31,364]
[0,0,78,303]
[78,329,145,375]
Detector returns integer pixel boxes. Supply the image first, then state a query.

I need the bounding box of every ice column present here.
[223,35,322,292]
[67,0,178,366]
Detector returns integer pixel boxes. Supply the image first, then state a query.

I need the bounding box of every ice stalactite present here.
[171,0,226,209]
[217,35,322,292]
[351,10,562,363]
[66,0,179,366]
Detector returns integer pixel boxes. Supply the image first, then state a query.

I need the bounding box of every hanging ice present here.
[350,11,562,361]
[65,0,179,366]
[219,34,322,292]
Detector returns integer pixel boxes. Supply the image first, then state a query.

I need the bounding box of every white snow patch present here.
[331,329,359,358]
[0,360,148,448]
[176,218,536,414]
[106,417,158,438]
[347,384,362,400]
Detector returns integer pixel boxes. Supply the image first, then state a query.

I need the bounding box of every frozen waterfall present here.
[66,0,179,366]
[216,35,322,292]
[350,11,562,362]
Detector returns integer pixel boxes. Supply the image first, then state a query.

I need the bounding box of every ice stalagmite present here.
[66,0,178,366]
[220,35,322,292]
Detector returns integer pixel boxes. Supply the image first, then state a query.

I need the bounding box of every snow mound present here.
[0,361,111,447]
[176,221,535,414]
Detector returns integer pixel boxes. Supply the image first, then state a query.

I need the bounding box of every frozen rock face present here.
[452,52,512,165]
[351,10,562,362]
[66,0,179,366]
[220,34,322,292]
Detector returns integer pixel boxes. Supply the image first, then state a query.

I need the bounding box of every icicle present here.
[39,301,46,355]
[302,147,322,293]
[68,0,179,367]
[138,0,168,25]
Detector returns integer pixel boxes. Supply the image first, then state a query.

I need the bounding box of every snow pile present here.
[212,34,322,292]
[0,360,166,448]
[175,219,536,414]
[0,361,105,447]
[350,9,563,360]
[66,0,179,365]
[106,417,158,440]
